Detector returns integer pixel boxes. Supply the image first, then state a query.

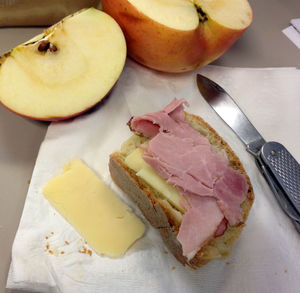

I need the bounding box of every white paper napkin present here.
[282,18,300,49]
[7,60,300,293]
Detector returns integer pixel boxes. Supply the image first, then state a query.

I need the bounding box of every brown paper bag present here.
[0,0,102,27]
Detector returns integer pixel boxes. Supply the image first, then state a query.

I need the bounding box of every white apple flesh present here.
[102,0,252,73]
[0,8,127,121]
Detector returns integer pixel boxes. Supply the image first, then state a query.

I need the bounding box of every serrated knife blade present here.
[196,74,300,233]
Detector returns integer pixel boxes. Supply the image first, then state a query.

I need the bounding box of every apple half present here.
[0,8,126,121]
[102,0,252,73]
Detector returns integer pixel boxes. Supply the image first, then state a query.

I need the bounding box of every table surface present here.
[1,1,300,292]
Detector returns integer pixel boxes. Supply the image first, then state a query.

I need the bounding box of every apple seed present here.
[38,40,50,52]
[49,43,58,52]
[38,41,57,53]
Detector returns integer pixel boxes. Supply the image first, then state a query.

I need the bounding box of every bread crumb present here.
[61,251,65,255]
[78,246,92,256]
[50,232,54,235]
[171,266,176,270]
[226,262,230,265]
[284,270,288,273]
[49,250,53,254]
[27,179,31,184]
[79,246,87,254]
[46,243,49,250]
[45,236,48,240]
[100,253,105,257]
[65,241,69,245]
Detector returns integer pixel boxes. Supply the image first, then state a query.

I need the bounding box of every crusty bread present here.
[109,112,254,269]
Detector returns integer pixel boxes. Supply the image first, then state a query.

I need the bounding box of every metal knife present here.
[196,74,300,233]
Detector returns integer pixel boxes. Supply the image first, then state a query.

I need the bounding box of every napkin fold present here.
[7,60,300,293]
[282,18,300,49]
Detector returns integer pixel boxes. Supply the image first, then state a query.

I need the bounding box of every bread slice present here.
[109,112,254,269]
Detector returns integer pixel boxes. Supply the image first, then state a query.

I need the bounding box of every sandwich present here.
[109,98,254,269]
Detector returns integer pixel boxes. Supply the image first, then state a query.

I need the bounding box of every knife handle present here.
[260,141,300,215]
[255,156,300,233]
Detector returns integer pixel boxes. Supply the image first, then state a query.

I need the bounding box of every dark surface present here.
[0,1,300,292]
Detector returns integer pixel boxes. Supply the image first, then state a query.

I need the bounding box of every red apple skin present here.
[0,88,112,122]
[102,0,252,73]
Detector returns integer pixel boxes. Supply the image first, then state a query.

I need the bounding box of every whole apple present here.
[102,0,253,73]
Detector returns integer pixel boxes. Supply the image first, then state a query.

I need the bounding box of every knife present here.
[196,74,300,233]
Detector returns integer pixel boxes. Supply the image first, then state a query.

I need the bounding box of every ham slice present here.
[131,98,209,145]
[177,195,224,258]
[143,133,228,189]
[214,218,228,237]
[129,99,248,256]
[214,166,248,225]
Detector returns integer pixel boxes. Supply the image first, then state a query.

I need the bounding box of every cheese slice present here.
[42,159,145,258]
[125,147,149,172]
[125,148,184,213]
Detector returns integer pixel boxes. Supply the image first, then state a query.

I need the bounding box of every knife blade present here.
[196,74,300,232]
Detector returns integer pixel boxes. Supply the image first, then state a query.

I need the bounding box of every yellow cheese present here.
[42,159,145,258]
[125,147,148,172]
[125,148,184,213]
[136,165,184,213]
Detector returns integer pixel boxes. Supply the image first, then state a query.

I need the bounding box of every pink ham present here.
[177,195,224,257]
[130,99,184,137]
[214,166,248,225]
[131,98,209,145]
[143,133,229,189]
[129,98,248,256]
[214,218,228,237]
[141,153,211,196]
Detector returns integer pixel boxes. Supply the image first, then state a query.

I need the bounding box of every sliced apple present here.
[102,0,252,73]
[0,8,126,121]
